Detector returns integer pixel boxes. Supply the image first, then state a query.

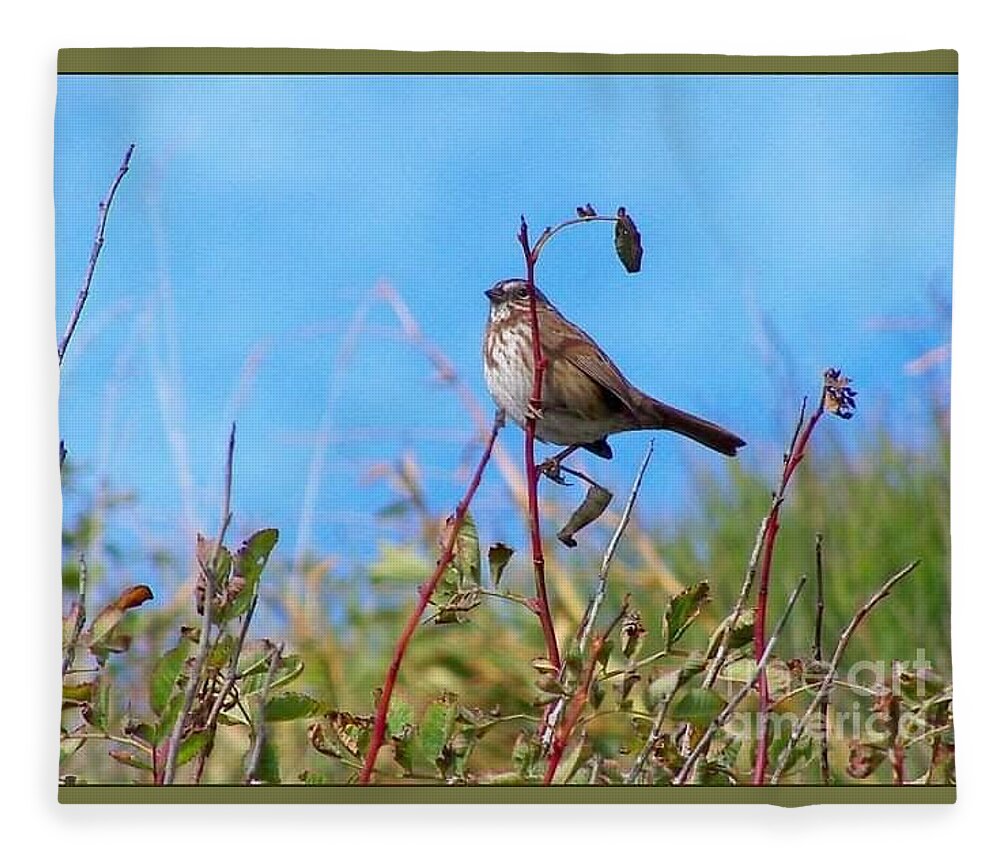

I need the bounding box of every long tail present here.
[637,397,746,457]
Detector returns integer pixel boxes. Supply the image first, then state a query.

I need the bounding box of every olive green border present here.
[56,43,956,809]
[59,785,955,805]
[57,48,957,75]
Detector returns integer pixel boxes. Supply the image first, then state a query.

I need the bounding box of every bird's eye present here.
[516,286,529,299]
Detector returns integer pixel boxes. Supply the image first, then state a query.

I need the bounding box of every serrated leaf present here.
[488,543,514,588]
[419,692,458,767]
[614,206,643,273]
[263,692,325,722]
[662,581,710,647]
[150,640,192,716]
[388,700,415,738]
[669,687,726,728]
[220,529,279,621]
[445,513,480,587]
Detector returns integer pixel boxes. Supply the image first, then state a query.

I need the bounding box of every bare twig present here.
[542,443,654,748]
[61,554,88,676]
[162,424,236,784]
[543,598,630,784]
[244,641,283,784]
[358,411,502,784]
[58,143,135,365]
[674,575,808,786]
[769,560,921,783]
[813,532,831,784]
[578,442,654,646]
[194,593,260,783]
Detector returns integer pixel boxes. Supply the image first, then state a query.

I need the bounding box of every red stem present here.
[751,402,824,785]
[543,602,628,784]
[543,641,599,785]
[358,417,501,784]
[517,218,561,670]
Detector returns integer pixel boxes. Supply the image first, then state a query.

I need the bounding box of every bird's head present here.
[484,279,552,313]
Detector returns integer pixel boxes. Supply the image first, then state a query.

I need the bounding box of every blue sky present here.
[55,74,956,576]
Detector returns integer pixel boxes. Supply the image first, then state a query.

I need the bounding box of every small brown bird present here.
[483,278,745,463]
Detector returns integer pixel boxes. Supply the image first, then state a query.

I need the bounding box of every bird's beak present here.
[485,285,502,302]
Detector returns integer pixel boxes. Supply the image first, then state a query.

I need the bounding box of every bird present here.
[482,278,745,467]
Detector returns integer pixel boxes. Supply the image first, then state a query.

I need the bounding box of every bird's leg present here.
[538,445,579,484]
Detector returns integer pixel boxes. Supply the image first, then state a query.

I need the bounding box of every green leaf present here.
[487,543,514,588]
[240,652,304,694]
[388,700,415,738]
[153,691,185,746]
[150,640,192,716]
[176,731,211,767]
[662,581,710,648]
[263,692,325,722]
[552,732,587,785]
[614,206,643,273]
[669,687,726,728]
[447,513,481,587]
[512,732,542,780]
[83,675,110,732]
[63,681,95,704]
[419,692,458,767]
[248,736,281,784]
[220,529,279,621]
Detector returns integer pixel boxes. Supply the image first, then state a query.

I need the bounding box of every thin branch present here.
[61,554,88,675]
[58,143,135,365]
[194,593,260,783]
[542,443,654,749]
[674,575,807,786]
[769,560,921,783]
[813,532,831,784]
[543,598,630,784]
[531,215,618,262]
[358,411,502,784]
[579,441,654,646]
[243,641,283,783]
[162,424,236,785]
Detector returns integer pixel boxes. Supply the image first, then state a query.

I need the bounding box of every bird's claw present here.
[539,458,570,485]
[525,402,544,422]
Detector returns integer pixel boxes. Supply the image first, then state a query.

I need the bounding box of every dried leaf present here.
[614,206,643,273]
[557,483,613,548]
[487,543,514,588]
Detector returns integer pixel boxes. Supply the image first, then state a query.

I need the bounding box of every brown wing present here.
[537,302,640,418]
